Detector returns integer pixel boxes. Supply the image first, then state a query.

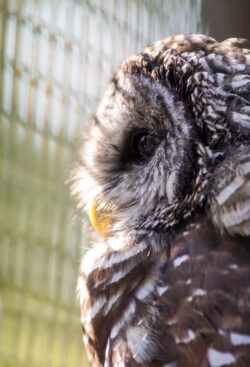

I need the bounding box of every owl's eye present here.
[131,130,158,162]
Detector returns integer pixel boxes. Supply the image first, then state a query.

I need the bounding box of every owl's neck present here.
[78,231,166,364]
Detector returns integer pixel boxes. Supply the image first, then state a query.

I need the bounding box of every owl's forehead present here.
[95,68,185,136]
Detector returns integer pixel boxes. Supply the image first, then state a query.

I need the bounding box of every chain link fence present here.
[0,1,206,366]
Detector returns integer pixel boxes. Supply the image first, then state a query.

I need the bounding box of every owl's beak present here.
[89,197,114,238]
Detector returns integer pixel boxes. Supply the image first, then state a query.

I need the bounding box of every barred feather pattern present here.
[72,34,250,367]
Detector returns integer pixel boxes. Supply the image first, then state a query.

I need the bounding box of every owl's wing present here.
[209,144,250,237]
[150,215,250,367]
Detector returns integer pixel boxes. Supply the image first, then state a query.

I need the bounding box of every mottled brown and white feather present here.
[71,34,250,367]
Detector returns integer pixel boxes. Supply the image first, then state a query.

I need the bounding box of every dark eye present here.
[131,131,158,162]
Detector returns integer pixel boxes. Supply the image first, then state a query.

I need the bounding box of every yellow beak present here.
[89,197,114,238]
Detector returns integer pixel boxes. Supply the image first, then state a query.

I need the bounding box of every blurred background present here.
[0,0,249,366]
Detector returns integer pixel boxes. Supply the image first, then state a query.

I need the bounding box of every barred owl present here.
[71,34,250,367]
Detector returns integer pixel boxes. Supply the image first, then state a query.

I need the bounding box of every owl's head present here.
[71,34,249,238]
[71,53,202,237]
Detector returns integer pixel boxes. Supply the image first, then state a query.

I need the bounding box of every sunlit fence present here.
[0,1,204,366]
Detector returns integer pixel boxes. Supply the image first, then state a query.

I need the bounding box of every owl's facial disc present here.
[88,130,160,237]
[76,72,194,236]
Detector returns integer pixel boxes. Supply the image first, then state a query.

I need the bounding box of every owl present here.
[70,34,250,367]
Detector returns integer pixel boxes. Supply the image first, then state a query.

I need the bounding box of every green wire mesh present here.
[0,1,204,366]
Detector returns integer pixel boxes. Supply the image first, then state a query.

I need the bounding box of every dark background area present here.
[202,0,250,41]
